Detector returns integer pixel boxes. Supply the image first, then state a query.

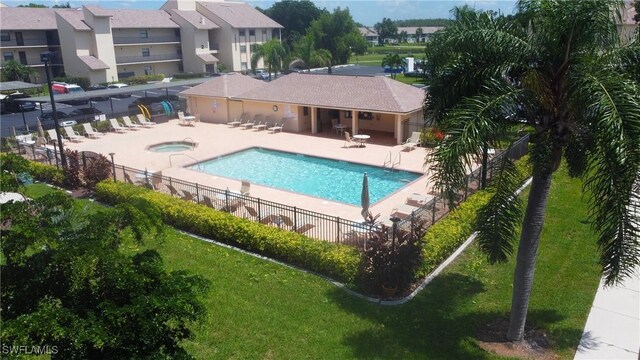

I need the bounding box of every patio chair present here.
[122,116,142,130]
[203,195,218,209]
[344,132,357,148]
[268,123,284,133]
[295,223,316,234]
[253,121,267,131]
[165,183,180,197]
[240,180,250,196]
[46,129,66,144]
[23,144,48,162]
[402,131,422,151]
[177,111,186,125]
[63,126,83,142]
[136,114,156,127]
[109,118,128,133]
[124,172,134,184]
[244,205,278,224]
[181,190,197,203]
[241,115,262,129]
[82,123,105,138]
[227,117,243,127]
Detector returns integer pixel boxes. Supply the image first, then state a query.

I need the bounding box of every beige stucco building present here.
[0,0,282,84]
[181,73,428,145]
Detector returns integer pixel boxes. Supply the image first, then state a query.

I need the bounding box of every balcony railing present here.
[115,53,182,64]
[0,38,54,47]
[113,36,180,45]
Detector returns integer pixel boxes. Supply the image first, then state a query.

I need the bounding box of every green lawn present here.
[22,165,601,359]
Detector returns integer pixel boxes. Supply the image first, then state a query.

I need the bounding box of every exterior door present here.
[15,32,23,46]
[18,51,27,65]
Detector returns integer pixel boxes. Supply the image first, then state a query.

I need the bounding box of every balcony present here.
[0,38,59,47]
[115,53,182,64]
[113,35,180,45]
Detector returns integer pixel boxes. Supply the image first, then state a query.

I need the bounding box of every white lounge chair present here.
[109,118,127,133]
[177,111,186,125]
[136,114,156,127]
[46,129,66,144]
[122,116,142,130]
[82,123,105,138]
[268,123,284,133]
[253,121,267,131]
[241,115,262,129]
[402,131,422,151]
[63,126,83,142]
[240,180,250,196]
[344,132,357,148]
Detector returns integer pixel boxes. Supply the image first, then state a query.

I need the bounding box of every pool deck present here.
[66,120,440,224]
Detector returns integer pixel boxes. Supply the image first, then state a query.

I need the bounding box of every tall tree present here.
[17,3,47,7]
[634,0,640,23]
[374,17,398,45]
[0,60,37,82]
[415,27,424,42]
[251,39,287,80]
[424,0,640,342]
[260,0,325,49]
[1,190,208,358]
[399,30,408,43]
[289,34,332,71]
[381,53,403,79]
[308,7,362,73]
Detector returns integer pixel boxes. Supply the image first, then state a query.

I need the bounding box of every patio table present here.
[353,134,370,147]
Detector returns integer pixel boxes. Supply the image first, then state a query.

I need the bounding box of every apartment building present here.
[0,0,282,84]
[358,27,379,46]
[397,27,443,43]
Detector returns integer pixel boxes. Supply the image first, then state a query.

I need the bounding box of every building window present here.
[240,45,246,53]
[3,51,14,61]
[249,29,255,36]
[174,29,180,38]
[144,66,153,75]
[239,29,245,36]
[1,32,9,41]
[303,107,309,116]
[142,48,150,57]
[178,62,184,72]
[140,30,148,38]
[262,29,267,35]
[241,62,247,70]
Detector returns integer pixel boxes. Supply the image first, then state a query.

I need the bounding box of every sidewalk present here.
[574,267,639,359]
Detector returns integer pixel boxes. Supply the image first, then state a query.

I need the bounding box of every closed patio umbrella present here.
[36,119,45,138]
[361,172,371,220]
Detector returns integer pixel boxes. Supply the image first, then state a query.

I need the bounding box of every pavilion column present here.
[352,110,359,134]
[395,114,403,145]
[311,106,317,134]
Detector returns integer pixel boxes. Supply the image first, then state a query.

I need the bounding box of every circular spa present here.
[146,141,197,153]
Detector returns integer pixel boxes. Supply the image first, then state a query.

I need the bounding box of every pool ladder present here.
[169,153,202,169]
[182,137,195,150]
[383,151,401,171]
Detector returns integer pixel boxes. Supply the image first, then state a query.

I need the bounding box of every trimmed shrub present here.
[172,73,208,80]
[418,154,531,278]
[119,74,164,85]
[29,162,64,186]
[95,181,361,283]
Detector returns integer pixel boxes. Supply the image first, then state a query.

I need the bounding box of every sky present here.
[2,0,518,26]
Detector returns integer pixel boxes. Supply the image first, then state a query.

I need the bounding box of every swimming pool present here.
[190,148,422,205]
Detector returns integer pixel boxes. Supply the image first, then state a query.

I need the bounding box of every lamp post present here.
[41,51,67,168]
[109,152,116,181]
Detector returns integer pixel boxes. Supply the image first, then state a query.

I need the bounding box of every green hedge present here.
[95,181,361,283]
[418,155,531,278]
[172,73,208,80]
[29,161,64,186]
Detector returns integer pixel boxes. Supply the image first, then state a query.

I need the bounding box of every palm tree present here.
[0,60,37,82]
[424,0,639,342]
[381,54,404,79]
[289,35,332,72]
[250,39,287,81]
[415,27,424,42]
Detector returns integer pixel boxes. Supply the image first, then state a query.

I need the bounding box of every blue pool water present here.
[190,148,422,205]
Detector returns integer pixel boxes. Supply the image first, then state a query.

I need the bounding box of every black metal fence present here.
[16,134,530,248]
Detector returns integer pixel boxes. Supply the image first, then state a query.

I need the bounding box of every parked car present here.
[403,70,423,78]
[68,107,104,123]
[38,111,74,129]
[86,84,109,101]
[107,83,131,98]
[253,69,270,80]
[0,93,36,113]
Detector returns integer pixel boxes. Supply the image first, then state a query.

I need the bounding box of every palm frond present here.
[578,72,640,285]
[475,157,524,263]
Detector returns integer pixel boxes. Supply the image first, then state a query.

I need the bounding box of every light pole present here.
[41,51,67,168]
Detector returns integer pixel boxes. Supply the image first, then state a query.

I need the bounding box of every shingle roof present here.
[78,55,109,70]
[110,9,179,28]
[180,74,266,98]
[55,9,91,31]
[359,27,378,36]
[397,26,444,35]
[235,73,426,114]
[198,2,282,29]
[83,6,113,17]
[0,7,58,30]
[197,53,219,63]
[172,9,220,30]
